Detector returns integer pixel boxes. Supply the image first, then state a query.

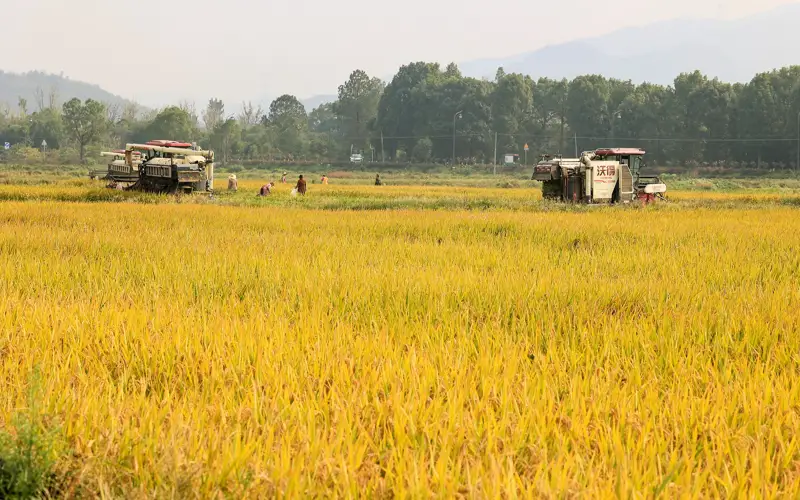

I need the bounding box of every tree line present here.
[2,63,800,168]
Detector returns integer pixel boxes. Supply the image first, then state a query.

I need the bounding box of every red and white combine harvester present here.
[532,148,667,203]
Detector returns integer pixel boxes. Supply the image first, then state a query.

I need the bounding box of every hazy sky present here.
[2,0,797,106]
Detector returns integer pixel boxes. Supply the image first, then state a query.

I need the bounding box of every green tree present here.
[376,62,441,159]
[423,76,493,161]
[615,83,672,162]
[29,108,63,150]
[202,98,225,131]
[61,98,106,161]
[699,79,735,162]
[237,101,263,130]
[138,106,197,143]
[308,102,338,133]
[334,70,383,155]
[240,126,276,160]
[530,78,569,154]
[566,75,611,151]
[411,137,433,162]
[105,101,144,146]
[444,63,462,79]
[211,118,240,166]
[528,78,569,154]
[309,132,337,159]
[672,71,712,164]
[735,66,800,165]
[267,95,308,156]
[492,73,533,153]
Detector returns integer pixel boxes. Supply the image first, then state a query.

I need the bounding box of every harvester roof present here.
[146,140,193,148]
[594,148,645,156]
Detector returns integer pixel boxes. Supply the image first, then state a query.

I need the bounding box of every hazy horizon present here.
[3,0,798,107]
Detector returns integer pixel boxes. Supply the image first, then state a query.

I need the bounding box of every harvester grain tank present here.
[532,148,666,203]
[123,140,215,193]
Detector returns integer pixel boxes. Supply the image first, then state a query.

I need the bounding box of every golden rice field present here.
[1,179,799,211]
[1,182,800,498]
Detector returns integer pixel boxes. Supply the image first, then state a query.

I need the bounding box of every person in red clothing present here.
[296,175,307,195]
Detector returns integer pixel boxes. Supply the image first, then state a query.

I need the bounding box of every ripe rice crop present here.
[0,192,799,497]
[2,181,799,212]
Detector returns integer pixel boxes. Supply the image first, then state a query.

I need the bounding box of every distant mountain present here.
[0,71,134,112]
[0,69,334,120]
[301,95,336,110]
[459,3,800,85]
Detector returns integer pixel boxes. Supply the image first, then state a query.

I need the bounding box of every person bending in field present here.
[281,172,287,183]
[375,174,383,186]
[259,182,274,196]
[296,175,307,195]
[228,174,238,191]
[321,174,328,185]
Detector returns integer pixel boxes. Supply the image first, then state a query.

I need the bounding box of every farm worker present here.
[296,175,307,195]
[321,174,328,185]
[228,174,238,191]
[281,172,287,183]
[375,174,383,186]
[259,182,273,196]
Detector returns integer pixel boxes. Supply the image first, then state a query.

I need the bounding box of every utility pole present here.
[493,132,498,175]
[380,130,385,163]
[452,110,462,165]
[25,119,32,147]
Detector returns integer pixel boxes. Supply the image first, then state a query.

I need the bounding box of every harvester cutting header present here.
[95,140,215,193]
[532,148,666,203]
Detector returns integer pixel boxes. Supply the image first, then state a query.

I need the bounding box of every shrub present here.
[0,368,65,499]
[8,146,43,163]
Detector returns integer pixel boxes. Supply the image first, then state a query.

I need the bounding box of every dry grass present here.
[0,190,799,497]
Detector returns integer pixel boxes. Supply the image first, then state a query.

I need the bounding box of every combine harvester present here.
[92,140,215,193]
[532,148,666,203]
[117,140,215,193]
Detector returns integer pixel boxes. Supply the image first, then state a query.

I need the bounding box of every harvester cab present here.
[532,148,666,203]
[123,140,215,193]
